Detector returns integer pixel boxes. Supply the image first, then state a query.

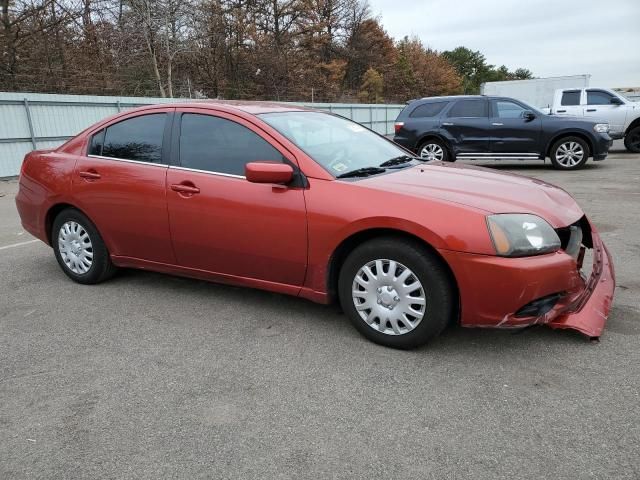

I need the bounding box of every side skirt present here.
[110,255,303,298]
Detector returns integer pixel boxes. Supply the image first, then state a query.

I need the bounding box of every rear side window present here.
[409,102,448,118]
[99,114,166,163]
[587,90,614,105]
[448,100,487,118]
[179,114,284,176]
[561,91,581,106]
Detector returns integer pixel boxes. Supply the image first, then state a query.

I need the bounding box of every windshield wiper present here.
[379,155,419,168]
[336,166,387,179]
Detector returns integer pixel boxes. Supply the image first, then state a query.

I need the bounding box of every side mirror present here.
[523,111,536,121]
[610,97,623,105]
[245,161,294,184]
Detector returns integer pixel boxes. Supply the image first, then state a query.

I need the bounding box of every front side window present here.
[260,111,412,176]
[587,90,615,105]
[409,102,448,118]
[561,91,581,106]
[96,113,166,163]
[447,100,487,118]
[495,100,527,119]
[179,114,284,176]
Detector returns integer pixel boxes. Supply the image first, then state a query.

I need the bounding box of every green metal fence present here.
[0,92,404,177]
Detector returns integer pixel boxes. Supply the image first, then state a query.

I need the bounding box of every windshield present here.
[260,111,413,177]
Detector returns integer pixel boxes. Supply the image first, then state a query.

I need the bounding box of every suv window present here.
[561,91,581,106]
[96,113,166,163]
[448,100,487,118]
[587,90,615,105]
[409,102,448,118]
[495,100,527,118]
[179,114,284,176]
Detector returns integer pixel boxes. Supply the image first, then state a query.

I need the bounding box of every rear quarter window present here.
[409,102,448,118]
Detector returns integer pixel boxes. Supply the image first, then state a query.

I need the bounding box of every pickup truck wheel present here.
[338,237,455,349]
[624,126,640,153]
[418,140,451,162]
[550,136,589,170]
[52,208,117,284]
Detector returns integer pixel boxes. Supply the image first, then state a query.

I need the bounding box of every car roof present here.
[129,100,314,115]
[411,95,503,103]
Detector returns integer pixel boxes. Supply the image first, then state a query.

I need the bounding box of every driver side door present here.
[166,109,308,287]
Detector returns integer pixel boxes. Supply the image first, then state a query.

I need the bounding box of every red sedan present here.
[15,102,615,348]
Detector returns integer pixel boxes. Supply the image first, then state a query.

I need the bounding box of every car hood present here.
[360,162,583,228]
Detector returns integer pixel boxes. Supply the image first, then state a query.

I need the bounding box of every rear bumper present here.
[439,228,615,338]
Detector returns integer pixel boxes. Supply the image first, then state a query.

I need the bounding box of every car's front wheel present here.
[52,208,117,284]
[338,237,455,349]
[418,139,450,162]
[550,136,589,170]
[624,126,640,153]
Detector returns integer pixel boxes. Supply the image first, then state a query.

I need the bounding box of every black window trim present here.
[446,98,489,118]
[171,111,307,187]
[86,110,174,166]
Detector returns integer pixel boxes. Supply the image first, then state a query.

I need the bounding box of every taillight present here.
[394,122,404,134]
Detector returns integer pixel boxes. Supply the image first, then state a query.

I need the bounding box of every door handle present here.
[557,109,566,113]
[442,122,454,126]
[171,183,200,195]
[586,109,597,112]
[492,122,504,126]
[79,170,101,180]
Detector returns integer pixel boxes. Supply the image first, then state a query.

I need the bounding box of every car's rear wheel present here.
[624,126,640,153]
[550,136,589,170]
[52,208,116,284]
[338,237,455,349]
[418,139,450,162]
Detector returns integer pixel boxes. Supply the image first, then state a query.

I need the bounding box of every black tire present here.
[549,136,590,170]
[52,208,117,284]
[624,126,640,153]
[417,139,452,162]
[338,237,455,349]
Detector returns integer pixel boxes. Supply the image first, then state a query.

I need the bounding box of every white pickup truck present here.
[545,88,640,152]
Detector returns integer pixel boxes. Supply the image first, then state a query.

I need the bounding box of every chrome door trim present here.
[168,165,246,179]
[87,154,167,168]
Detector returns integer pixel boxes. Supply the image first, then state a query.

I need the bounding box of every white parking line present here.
[0,239,40,251]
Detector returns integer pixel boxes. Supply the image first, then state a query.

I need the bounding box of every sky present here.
[367,0,640,87]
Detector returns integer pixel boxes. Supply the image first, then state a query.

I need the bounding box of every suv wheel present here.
[418,140,450,162]
[338,237,455,349]
[624,126,640,153]
[550,136,589,170]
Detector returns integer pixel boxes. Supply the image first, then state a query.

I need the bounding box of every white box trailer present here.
[480,75,591,110]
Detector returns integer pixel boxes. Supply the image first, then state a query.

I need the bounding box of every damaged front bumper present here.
[547,232,615,337]
[440,222,615,338]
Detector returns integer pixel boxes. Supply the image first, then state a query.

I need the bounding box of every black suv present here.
[393,95,612,170]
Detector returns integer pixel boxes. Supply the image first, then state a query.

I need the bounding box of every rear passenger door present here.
[440,99,490,155]
[555,90,583,116]
[73,110,175,264]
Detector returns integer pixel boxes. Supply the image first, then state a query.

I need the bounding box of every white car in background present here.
[544,88,640,152]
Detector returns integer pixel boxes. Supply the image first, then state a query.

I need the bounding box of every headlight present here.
[593,123,609,133]
[486,214,561,257]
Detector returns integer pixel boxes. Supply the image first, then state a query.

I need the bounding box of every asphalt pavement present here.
[1,143,639,479]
